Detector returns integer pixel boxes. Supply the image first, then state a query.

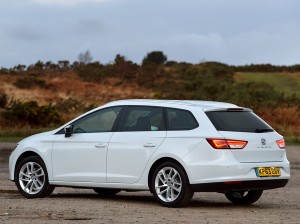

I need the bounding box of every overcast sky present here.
[0,0,299,67]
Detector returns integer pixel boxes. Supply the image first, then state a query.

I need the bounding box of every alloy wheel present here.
[19,162,45,195]
[154,167,182,202]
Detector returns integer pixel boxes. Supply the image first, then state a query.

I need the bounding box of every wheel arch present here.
[14,150,55,198]
[147,157,190,192]
[14,151,47,180]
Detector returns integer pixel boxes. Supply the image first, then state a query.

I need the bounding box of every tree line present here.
[1,51,300,74]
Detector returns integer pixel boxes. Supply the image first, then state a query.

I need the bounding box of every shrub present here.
[75,62,112,83]
[196,62,235,82]
[0,91,8,108]
[14,76,46,89]
[2,100,62,127]
[113,54,138,79]
[218,82,285,109]
[55,98,94,113]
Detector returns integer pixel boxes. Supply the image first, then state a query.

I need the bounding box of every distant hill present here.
[0,61,299,143]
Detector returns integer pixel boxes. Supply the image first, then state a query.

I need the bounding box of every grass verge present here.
[0,128,54,142]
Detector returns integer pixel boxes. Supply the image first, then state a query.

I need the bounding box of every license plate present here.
[256,167,281,177]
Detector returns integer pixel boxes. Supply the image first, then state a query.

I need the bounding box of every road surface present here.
[0,143,299,223]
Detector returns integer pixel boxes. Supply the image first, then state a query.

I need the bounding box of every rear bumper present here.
[190,179,289,193]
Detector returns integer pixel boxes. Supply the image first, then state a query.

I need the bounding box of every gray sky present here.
[0,0,299,67]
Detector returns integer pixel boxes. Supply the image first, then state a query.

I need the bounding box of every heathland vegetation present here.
[0,51,299,143]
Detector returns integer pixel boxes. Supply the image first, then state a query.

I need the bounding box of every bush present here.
[218,82,285,109]
[2,100,62,127]
[55,98,95,113]
[14,76,46,89]
[0,91,8,108]
[155,63,234,100]
[113,55,138,79]
[75,62,112,82]
[197,62,235,82]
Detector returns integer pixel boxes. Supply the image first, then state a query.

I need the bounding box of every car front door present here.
[107,106,166,184]
[52,106,122,183]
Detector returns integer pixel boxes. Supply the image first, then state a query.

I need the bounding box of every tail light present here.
[207,139,248,149]
[276,139,285,149]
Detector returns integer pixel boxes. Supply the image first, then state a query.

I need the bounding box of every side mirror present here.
[64,125,73,138]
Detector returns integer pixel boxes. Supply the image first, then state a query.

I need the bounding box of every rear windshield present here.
[205,111,273,133]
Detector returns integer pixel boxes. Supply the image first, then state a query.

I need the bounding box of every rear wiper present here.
[255,128,273,133]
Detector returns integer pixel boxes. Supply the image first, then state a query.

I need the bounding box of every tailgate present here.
[218,131,285,163]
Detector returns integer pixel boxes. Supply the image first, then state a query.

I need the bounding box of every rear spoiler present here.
[203,107,253,112]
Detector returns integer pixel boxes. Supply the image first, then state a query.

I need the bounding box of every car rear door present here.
[107,106,166,184]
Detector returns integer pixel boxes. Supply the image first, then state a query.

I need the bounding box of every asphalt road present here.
[0,143,299,224]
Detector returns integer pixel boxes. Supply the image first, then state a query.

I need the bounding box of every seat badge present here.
[257,138,270,149]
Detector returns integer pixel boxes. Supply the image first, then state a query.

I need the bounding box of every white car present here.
[9,99,290,207]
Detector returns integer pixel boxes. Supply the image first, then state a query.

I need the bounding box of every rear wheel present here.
[151,161,194,207]
[15,156,55,198]
[93,188,121,196]
[225,190,263,205]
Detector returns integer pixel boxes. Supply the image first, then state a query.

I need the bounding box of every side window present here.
[121,106,164,131]
[72,107,121,133]
[166,108,198,131]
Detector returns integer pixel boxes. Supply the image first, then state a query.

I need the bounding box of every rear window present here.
[205,111,273,133]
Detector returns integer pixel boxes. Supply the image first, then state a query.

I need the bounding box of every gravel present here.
[1,144,299,224]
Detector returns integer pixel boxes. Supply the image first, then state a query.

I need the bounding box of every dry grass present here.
[0,72,154,105]
[257,106,300,137]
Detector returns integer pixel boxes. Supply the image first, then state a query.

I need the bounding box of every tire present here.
[93,188,121,196]
[225,190,263,205]
[15,156,55,198]
[151,161,194,207]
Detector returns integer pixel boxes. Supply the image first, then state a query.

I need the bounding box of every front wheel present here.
[151,161,194,207]
[225,190,263,205]
[15,156,55,198]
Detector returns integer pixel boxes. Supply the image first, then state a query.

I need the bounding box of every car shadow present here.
[49,192,265,209]
[50,192,158,206]
[188,199,262,208]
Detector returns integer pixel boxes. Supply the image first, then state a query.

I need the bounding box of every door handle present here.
[143,143,156,148]
[94,143,107,148]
